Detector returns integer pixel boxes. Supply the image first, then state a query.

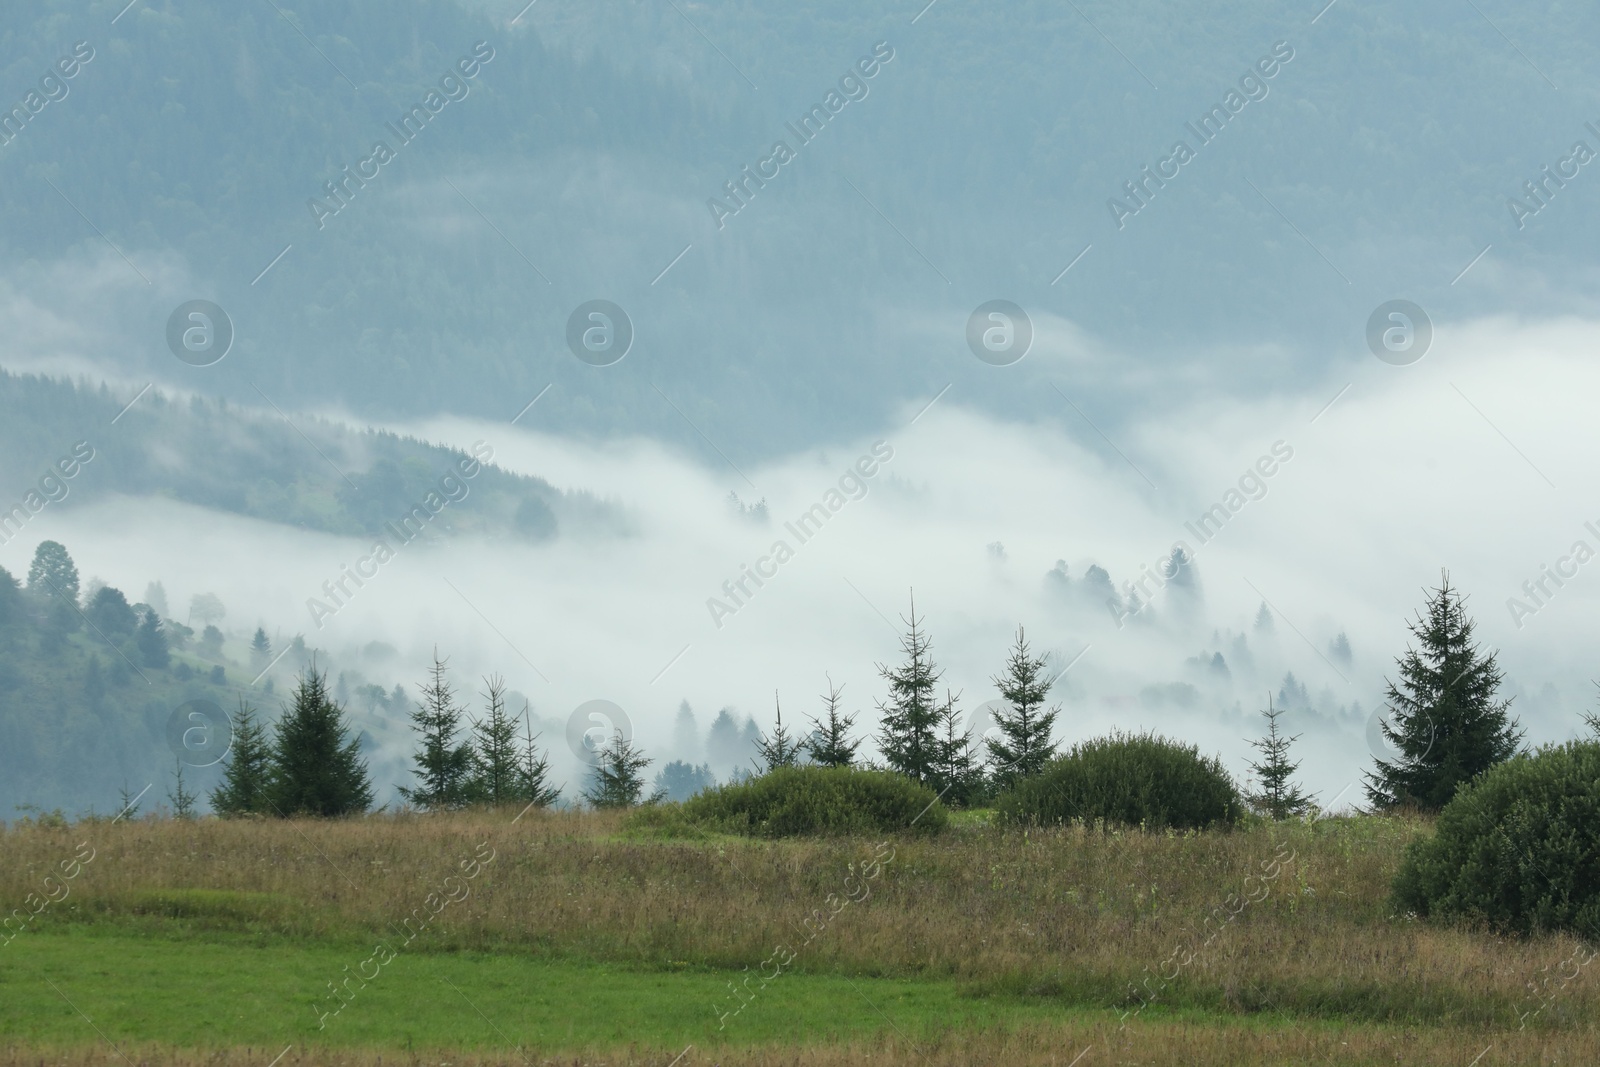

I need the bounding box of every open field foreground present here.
[2,810,1598,1064]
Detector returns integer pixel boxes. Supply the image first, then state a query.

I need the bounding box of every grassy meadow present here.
[2,808,1598,1064]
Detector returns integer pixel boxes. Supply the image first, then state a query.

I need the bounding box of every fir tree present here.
[398,654,475,809]
[672,700,701,760]
[136,608,170,668]
[267,668,374,817]
[654,760,715,801]
[116,781,143,821]
[581,730,659,808]
[875,593,943,785]
[167,759,198,819]
[211,700,272,816]
[1583,685,1600,739]
[805,676,860,768]
[468,675,522,806]
[931,689,983,806]
[1364,572,1523,812]
[753,692,803,772]
[706,707,743,769]
[516,704,562,809]
[1244,696,1315,820]
[986,626,1060,788]
[250,627,272,670]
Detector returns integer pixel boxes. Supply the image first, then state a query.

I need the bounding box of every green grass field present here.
[1,925,1090,1050]
[2,809,1597,1065]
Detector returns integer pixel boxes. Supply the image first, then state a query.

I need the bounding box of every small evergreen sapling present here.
[167,759,198,819]
[516,704,563,809]
[753,692,803,772]
[875,592,943,785]
[398,653,475,810]
[805,676,860,768]
[986,625,1060,788]
[582,730,659,808]
[932,689,984,807]
[1243,696,1315,820]
[468,675,522,806]
[211,700,272,816]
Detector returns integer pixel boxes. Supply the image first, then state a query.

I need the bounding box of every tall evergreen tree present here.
[706,707,743,769]
[1365,573,1523,812]
[1244,696,1315,820]
[931,689,983,806]
[875,593,943,785]
[753,693,803,772]
[672,700,701,761]
[211,700,272,816]
[516,704,563,809]
[986,626,1060,788]
[582,730,657,808]
[268,669,374,817]
[136,608,170,668]
[398,654,475,809]
[468,675,522,806]
[27,540,79,603]
[805,676,860,768]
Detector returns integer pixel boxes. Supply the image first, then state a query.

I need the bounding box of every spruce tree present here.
[211,700,272,816]
[1243,696,1314,820]
[706,707,743,770]
[753,693,802,772]
[1364,572,1523,812]
[250,627,272,669]
[672,700,701,761]
[581,730,658,808]
[516,704,563,809]
[398,654,475,809]
[805,676,860,768]
[136,608,170,668]
[166,759,198,819]
[931,689,983,806]
[468,675,521,806]
[875,593,943,785]
[986,626,1060,788]
[267,669,374,817]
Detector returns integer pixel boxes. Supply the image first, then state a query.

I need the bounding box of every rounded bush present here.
[677,765,947,837]
[996,730,1242,830]
[1392,741,1600,936]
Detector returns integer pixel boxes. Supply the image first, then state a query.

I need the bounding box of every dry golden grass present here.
[3,808,1597,1035]
[6,1024,1600,1067]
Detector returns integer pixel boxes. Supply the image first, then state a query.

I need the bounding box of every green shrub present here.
[996,730,1242,830]
[1392,740,1600,937]
[674,765,947,837]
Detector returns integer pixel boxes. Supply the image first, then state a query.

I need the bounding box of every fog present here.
[11,308,1598,810]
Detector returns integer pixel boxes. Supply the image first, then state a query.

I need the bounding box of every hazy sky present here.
[5,0,1599,811]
